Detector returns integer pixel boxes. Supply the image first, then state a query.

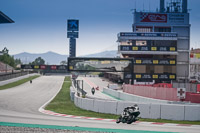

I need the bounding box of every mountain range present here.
[13,50,118,65]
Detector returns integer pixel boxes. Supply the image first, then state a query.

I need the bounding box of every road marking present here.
[38,77,64,113]
[39,109,199,128]
[38,76,199,128]
[82,77,97,88]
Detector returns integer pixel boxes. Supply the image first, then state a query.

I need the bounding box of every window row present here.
[120,40,177,47]
[134,65,176,74]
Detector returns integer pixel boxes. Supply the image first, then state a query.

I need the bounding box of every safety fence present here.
[123,84,200,103]
[123,84,179,101]
[0,73,39,86]
[185,92,200,103]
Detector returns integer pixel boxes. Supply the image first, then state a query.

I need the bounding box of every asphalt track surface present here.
[0,75,200,133]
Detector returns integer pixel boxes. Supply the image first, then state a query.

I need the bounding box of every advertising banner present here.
[134,12,189,25]
[68,57,132,72]
[140,13,167,23]
[67,19,79,31]
[21,65,34,69]
[21,65,68,70]
[119,32,177,37]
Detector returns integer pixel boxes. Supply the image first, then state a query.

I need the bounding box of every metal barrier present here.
[72,79,87,97]
[0,71,29,81]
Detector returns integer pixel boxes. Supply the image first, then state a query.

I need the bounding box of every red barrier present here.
[197,84,200,93]
[123,84,179,101]
[185,92,200,103]
[123,84,200,103]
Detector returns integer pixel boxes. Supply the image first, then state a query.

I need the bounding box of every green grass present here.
[0,75,40,90]
[45,76,200,125]
[45,76,119,119]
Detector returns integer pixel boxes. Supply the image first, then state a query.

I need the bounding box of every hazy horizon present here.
[1,0,200,56]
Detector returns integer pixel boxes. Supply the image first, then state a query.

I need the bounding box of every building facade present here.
[190,48,200,82]
[118,0,190,84]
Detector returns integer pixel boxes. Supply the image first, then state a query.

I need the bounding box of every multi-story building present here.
[190,48,200,82]
[118,0,190,84]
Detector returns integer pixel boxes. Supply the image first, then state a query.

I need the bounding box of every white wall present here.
[103,88,169,104]
[71,87,200,121]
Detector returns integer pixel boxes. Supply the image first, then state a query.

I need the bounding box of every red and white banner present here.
[140,13,167,23]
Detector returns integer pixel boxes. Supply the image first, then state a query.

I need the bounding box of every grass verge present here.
[45,76,200,125]
[0,75,40,90]
[45,76,119,119]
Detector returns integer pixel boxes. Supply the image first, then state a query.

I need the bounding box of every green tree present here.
[15,58,22,65]
[0,53,15,68]
[31,57,45,65]
[60,60,67,65]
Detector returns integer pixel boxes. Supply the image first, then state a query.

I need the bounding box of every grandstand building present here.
[117,0,190,84]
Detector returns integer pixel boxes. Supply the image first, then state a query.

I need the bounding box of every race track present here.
[0,75,199,133]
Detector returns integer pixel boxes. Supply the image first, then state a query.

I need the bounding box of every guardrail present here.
[0,71,29,81]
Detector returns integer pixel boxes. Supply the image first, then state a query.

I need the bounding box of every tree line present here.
[0,54,67,68]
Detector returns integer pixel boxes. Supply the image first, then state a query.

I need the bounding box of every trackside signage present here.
[140,13,167,23]
[21,65,67,70]
[134,12,189,25]
[119,32,177,37]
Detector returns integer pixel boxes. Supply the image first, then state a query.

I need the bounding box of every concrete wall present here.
[73,93,200,121]
[177,39,189,50]
[176,64,189,78]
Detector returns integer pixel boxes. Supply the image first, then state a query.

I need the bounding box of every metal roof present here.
[0,11,14,24]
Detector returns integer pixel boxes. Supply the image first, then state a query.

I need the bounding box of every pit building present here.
[117,0,190,84]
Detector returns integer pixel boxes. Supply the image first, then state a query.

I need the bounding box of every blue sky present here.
[0,0,200,56]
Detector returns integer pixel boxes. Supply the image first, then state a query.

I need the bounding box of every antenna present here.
[135,0,136,9]
[131,0,136,13]
[149,1,150,11]
[143,2,144,11]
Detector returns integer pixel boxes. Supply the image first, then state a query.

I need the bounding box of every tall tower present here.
[117,0,190,84]
[67,19,79,57]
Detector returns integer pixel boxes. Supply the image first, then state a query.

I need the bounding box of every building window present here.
[155,27,171,32]
[151,40,177,47]
[120,40,132,45]
[136,27,152,32]
[136,41,147,46]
